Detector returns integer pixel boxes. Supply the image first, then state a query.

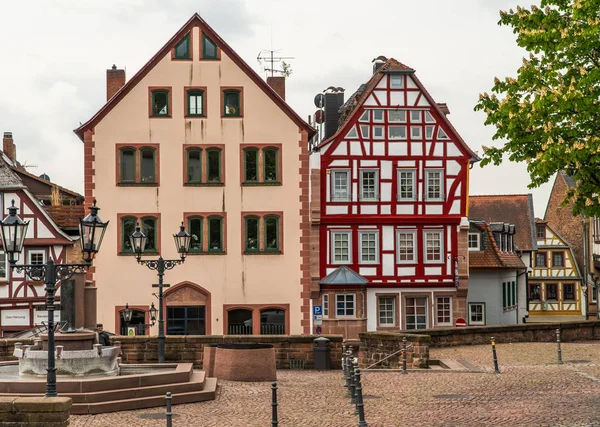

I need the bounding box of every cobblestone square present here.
[72,342,600,426]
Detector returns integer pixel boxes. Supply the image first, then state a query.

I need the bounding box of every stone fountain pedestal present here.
[13,332,121,377]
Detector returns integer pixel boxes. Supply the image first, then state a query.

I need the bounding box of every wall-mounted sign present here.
[127,327,136,336]
[34,311,61,325]
[2,309,30,326]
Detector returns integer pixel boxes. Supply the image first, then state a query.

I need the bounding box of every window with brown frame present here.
[546,283,558,300]
[242,213,282,254]
[222,87,243,117]
[118,214,160,255]
[563,283,575,301]
[183,146,224,185]
[552,251,564,267]
[149,87,172,117]
[536,225,545,239]
[241,146,281,185]
[183,213,226,254]
[535,251,547,267]
[117,145,159,185]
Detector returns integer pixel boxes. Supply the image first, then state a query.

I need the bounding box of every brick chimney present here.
[2,132,16,163]
[106,65,126,101]
[437,103,450,115]
[267,76,285,100]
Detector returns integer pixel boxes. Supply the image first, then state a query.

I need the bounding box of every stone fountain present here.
[13,330,120,377]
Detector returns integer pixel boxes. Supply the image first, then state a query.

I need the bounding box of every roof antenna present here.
[257,27,294,77]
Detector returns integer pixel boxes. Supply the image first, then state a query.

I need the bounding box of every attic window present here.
[536,225,545,239]
[359,111,369,122]
[437,128,449,139]
[222,89,242,117]
[151,89,170,117]
[425,111,435,123]
[390,74,404,88]
[373,110,384,122]
[388,110,406,123]
[174,34,190,59]
[203,34,218,59]
[346,127,358,139]
[468,233,480,251]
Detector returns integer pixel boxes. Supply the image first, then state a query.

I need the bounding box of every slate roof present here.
[469,221,527,269]
[469,194,537,251]
[0,155,25,189]
[560,170,577,188]
[319,266,369,285]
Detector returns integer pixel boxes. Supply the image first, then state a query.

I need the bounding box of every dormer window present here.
[468,233,480,251]
[203,34,218,59]
[390,74,404,88]
[174,34,190,59]
[536,225,545,239]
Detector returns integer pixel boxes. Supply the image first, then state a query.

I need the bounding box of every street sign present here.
[455,317,467,327]
[313,314,323,326]
[316,326,322,334]
[313,306,322,316]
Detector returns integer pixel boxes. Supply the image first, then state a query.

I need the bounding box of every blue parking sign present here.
[313,305,322,316]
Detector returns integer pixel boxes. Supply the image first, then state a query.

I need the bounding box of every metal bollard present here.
[271,382,278,426]
[342,341,347,382]
[401,336,407,374]
[355,368,368,427]
[350,359,357,404]
[353,359,360,415]
[491,337,501,374]
[165,392,173,427]
[556,328,563,365]
[344,349,352,391]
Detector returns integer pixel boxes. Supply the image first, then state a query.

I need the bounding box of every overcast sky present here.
[0,0,552,217]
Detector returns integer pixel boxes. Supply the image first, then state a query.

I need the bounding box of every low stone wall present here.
[0,338,34,362]
[420,321,600,347]
[114,335,344,369]
[358,332,431,369]
[0,397,71,426]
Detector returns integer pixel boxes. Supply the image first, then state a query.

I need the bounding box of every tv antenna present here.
[21,160,38,169]
[257,48,295,77]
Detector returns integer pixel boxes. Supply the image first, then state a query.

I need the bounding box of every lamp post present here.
[122,302,158,333]
[130,222,191,363]
[0,199,108,397]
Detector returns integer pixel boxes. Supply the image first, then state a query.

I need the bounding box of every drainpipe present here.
[583,219,589,320]
[517,268,528,324]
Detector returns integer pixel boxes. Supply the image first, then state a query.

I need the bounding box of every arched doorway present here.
[164,282,211,335]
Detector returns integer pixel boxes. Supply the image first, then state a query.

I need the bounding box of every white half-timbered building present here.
[528,219,584,319]
[310,57,478,338]
[0,156,78,336]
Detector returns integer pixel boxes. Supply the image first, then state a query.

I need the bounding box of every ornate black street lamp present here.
[122,302,158,333]
[130,222,190,363]
[0,199,108,397]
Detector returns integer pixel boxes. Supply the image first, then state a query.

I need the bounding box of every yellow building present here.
[528,219,583,320]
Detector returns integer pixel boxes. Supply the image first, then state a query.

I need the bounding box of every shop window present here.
[260,308,285,334]
[227,309,252,334]
[167,306,205,335]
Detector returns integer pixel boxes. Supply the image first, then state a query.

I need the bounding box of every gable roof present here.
[0,156,25,189]
[316,57,479,161]
[469,221,527,270]
[74,13,315,141]
[319,265,369,285]
[469,194,537,251]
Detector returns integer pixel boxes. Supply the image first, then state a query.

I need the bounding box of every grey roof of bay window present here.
[319,265,369,285]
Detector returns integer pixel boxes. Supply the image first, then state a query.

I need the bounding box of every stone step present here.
[71,377,218,415]
[68,371,207,403]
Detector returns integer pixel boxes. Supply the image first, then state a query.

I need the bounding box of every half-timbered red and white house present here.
[0,151,80,336]
[310,58,478,338]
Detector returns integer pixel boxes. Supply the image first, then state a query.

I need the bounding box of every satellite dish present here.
[315,110,325,124]
[314,93,324,108]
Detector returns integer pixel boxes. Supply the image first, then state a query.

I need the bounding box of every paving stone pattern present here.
[72,342,600,426]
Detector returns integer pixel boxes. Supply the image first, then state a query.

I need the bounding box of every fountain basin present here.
[213,343,276,382]
[40,332,96,351]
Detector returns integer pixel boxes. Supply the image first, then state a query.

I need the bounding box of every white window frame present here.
[28,250,46,265]
[437,127,449,139]
[388,110,406,123]
[468,303,485,325]
[405,296,428,330]
[358,231,379,265]
[360,125,369,139]
[410,110,422,123]
[331,170,350,202]
[424,230,444,264]
[396,230,417,264]
[322,294,329,318]
[425,169,444,201]
[436,296,452,326]
[331,230,352,265]
[378,296,396,326]
[397,169,416,201]
[359,111,369,122]
[424,111,435,123]
[372,110,384,122]
[390,74,404,89]
[373,126,384,139]
[0,251,7,281]
[346,127,358,139]
[411,126,422,139]
[425,125,435,140]
[360,169,379,201]
[388,126,407,140]
[336,293,356,318]
[468,233,480,251]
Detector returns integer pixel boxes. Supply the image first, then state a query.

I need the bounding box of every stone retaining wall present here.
[0,397,71,426]
[358,332,430,369]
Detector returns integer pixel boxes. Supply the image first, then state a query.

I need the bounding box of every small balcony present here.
[44,205,85,229]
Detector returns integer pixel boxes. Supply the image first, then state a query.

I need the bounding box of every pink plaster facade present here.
[76,15,314,335]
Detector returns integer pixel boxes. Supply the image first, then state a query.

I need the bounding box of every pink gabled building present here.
[310,58,478,338]
[74,14,315,336]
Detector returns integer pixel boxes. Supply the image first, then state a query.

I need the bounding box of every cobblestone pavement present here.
[71,342,600,426]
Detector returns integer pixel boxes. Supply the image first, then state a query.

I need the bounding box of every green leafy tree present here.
[475,0,600,216]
